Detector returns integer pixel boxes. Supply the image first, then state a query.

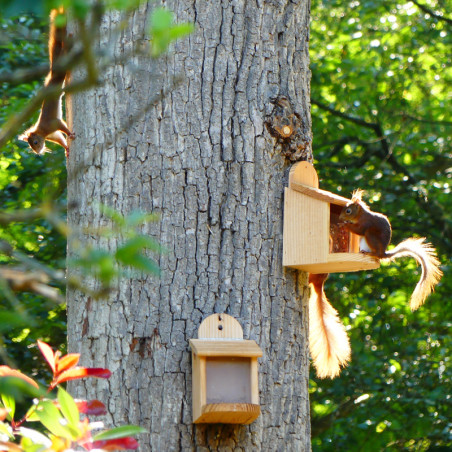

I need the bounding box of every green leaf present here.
[168,23,195,40]
[0,421,13,439]
[1,393,15,420]
[116,236,160,258]
[99,204,126,227]
[35,400,75,440]
[148,7,194,57]
[57,387,80,429]
[150,7,173,32]
[129,254,160,275]
[93,425,147,441]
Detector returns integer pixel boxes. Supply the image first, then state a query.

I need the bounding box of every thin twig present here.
[411,0,452,25]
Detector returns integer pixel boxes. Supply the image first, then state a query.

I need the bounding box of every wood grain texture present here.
[197,313,244,339]
[196,403,261,425]
[283,162,381,273]
[67,0,312,450]
[190,340,263,357]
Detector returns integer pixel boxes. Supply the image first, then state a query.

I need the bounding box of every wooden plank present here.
[194,403,260,424]
[197,313,243,339]
[288,161,319,188]
[250,358,259,405]
[189,339,263,357]
[191,353,206,422]
[283,188,329,267]
[285,252,380,273]
[290,182,351,206]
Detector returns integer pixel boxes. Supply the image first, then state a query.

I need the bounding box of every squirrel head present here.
[339,202,362,223]
[26,133,46,154]
[340,189,366,223]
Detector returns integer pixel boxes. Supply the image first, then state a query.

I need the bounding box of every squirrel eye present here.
[346,208,352,214]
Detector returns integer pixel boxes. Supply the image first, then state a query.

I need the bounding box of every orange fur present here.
[308,274,351,379]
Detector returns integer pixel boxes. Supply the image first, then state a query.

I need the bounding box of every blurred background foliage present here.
[0,1,168,377]
[0,12,68,371]
[310,0,451,451]
[0,0,450,450]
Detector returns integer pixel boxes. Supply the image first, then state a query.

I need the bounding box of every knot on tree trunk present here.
[266,96,312,162]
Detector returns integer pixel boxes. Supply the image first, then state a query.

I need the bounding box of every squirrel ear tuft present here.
[18,133,29,142]
[351,188,364,202]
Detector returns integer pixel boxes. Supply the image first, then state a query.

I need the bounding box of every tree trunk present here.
[67,0,312,450]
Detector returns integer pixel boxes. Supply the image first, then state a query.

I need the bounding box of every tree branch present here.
[411,0,452,25]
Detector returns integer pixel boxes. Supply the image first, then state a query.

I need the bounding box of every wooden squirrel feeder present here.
[189,314,262,424]
[283,162,380,273]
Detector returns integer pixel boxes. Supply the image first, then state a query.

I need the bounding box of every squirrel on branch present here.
[19,8,74,155]
[340,189,443,311]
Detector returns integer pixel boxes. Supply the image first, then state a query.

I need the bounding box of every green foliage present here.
[149,7,195,57]
[0,12,67,371]
[310,0,451,450]
[0,0,193,378]
[69,208,161,287]
[0,341,143,450]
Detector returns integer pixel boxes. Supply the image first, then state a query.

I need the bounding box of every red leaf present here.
[92,437,139,450]
[75,399,107,415]
[37,340,56,374]
[0,366,39,389]
[56,367,111,384]
[55,353,80,374]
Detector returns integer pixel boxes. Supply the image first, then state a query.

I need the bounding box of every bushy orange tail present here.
[308,274,351,379]
[384,237,442,311]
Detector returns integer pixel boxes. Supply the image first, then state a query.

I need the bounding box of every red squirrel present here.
[309,273,351,379]
[339,189,442,311]
[19,8,74,155]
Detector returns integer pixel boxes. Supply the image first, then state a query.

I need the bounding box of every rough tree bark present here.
[67,0,312,450]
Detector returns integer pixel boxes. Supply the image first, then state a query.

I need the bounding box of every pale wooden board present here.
[197,313,244,339]
[189,339,263,357]
[283,188,329,267]
[194,403,261,424]
[290,182,351,206]
[289,161,319,188]
[285,252,380,273]
[191,352,205,422]
[250,358,259,405]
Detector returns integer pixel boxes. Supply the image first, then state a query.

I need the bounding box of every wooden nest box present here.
[189,314,263,424]
[283,162,380,273]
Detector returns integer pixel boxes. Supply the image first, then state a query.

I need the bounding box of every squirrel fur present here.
[309,273,351,379]
[340,190,442,311]
[19,8,74,155]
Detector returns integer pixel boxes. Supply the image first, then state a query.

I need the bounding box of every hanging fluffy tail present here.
[308,274,351,379]
[384,237,442,311]
[46,8,67,86]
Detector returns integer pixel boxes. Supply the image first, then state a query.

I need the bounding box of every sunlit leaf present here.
[75,399,107,416]
[93,425,147,441]
[37,341,56,374]
[55,353,80,374]
[57,387,80,429]
[0,367,38,389]
[55,367,111,385]
[92,437,140,450]
[35,400,74,440]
